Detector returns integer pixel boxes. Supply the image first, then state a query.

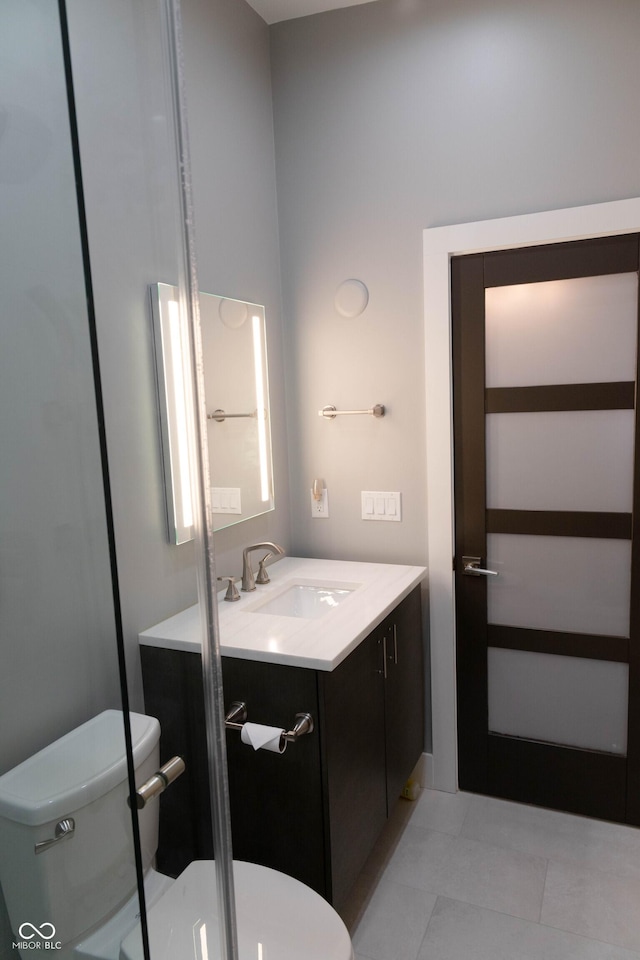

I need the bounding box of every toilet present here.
[0,710,354,959]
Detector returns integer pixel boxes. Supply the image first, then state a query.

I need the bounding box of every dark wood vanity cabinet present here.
[141,585,424,908]
[383,587,426,810]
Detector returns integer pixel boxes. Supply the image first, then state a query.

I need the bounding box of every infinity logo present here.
[18,922,56,940]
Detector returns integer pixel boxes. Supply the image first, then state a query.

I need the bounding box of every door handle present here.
[462,556,498,577]
[129,756,185,809]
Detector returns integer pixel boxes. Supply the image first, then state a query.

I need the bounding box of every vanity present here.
[139,557,426,908]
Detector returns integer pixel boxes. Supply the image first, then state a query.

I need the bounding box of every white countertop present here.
[139,557,427,671]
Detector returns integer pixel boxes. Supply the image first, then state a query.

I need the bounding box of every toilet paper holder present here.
[225,700,314,748]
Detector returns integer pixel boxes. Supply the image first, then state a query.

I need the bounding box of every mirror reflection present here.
[152,284,275,543]
[201,292,275,531]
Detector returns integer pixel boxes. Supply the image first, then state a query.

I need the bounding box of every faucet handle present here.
[255,553,273,585]
[217,576,241,602]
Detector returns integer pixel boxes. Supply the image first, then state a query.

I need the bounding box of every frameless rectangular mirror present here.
[151,283,275,543]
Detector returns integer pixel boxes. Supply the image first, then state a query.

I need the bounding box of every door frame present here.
[423,197,640,795]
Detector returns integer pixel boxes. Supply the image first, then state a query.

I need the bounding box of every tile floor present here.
[341,789,640,960]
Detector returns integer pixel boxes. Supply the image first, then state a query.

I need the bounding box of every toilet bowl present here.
[119,860,353,960]
[0,710,353,960]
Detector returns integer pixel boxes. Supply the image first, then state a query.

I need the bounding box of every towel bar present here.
[319,403,385,419]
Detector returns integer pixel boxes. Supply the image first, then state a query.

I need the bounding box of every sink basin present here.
[247,580,360,619]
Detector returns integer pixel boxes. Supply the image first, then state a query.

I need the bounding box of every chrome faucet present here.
[241,542,285,592]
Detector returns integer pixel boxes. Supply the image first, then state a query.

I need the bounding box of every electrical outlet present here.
[310,488,329,518]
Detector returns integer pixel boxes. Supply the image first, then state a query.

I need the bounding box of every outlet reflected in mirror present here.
[151,284,275,543]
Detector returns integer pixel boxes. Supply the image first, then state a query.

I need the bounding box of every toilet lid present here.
[120,860,354,960]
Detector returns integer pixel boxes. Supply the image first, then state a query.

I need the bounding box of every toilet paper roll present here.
[240,722,286,754]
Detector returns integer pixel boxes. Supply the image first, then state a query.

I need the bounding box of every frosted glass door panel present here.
[485,273,638,388]
[487,534,631,637]
[488,648,628,755]
[486,410,635,511]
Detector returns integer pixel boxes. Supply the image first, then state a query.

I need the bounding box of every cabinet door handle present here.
[391,623,398,664]
[377,635,388,679]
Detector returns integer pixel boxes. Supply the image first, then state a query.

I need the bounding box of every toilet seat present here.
[120,860,354,960]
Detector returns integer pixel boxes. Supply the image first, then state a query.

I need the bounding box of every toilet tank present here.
[0,710,160,950]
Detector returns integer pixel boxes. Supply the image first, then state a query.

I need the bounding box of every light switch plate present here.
[361,491,401,521]
[211,487,242,515]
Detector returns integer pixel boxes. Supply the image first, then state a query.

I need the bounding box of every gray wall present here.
[182,0,291,575]
[270,0,640,567]
[0,0,121,775]
[67,0,200,709]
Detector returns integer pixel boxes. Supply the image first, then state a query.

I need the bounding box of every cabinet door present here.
[221,657,326,897]
[141,646,215,877]
[321,626,387,908]
[384,587,425,811]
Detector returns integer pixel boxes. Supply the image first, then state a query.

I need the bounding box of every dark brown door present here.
[453,234,640,824]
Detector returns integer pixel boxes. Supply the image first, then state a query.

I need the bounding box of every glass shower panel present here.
[485,272,638,388]
[0,3,143,958]
[486,409,635,512]
[488,648,628,755]
[62,0,239,955]
[487,534,632,637]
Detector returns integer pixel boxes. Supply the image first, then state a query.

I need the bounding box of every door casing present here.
[423,198,640,795]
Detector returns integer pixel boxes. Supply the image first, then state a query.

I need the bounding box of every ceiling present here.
[245,0,377,25]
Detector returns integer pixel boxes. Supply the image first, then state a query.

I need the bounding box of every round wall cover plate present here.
[334,279,369,318]
[219,298,249,328]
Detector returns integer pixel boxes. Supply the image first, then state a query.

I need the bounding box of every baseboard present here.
[409,752,434,789]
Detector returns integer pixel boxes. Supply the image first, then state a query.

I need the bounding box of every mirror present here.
[152,283,275,543]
